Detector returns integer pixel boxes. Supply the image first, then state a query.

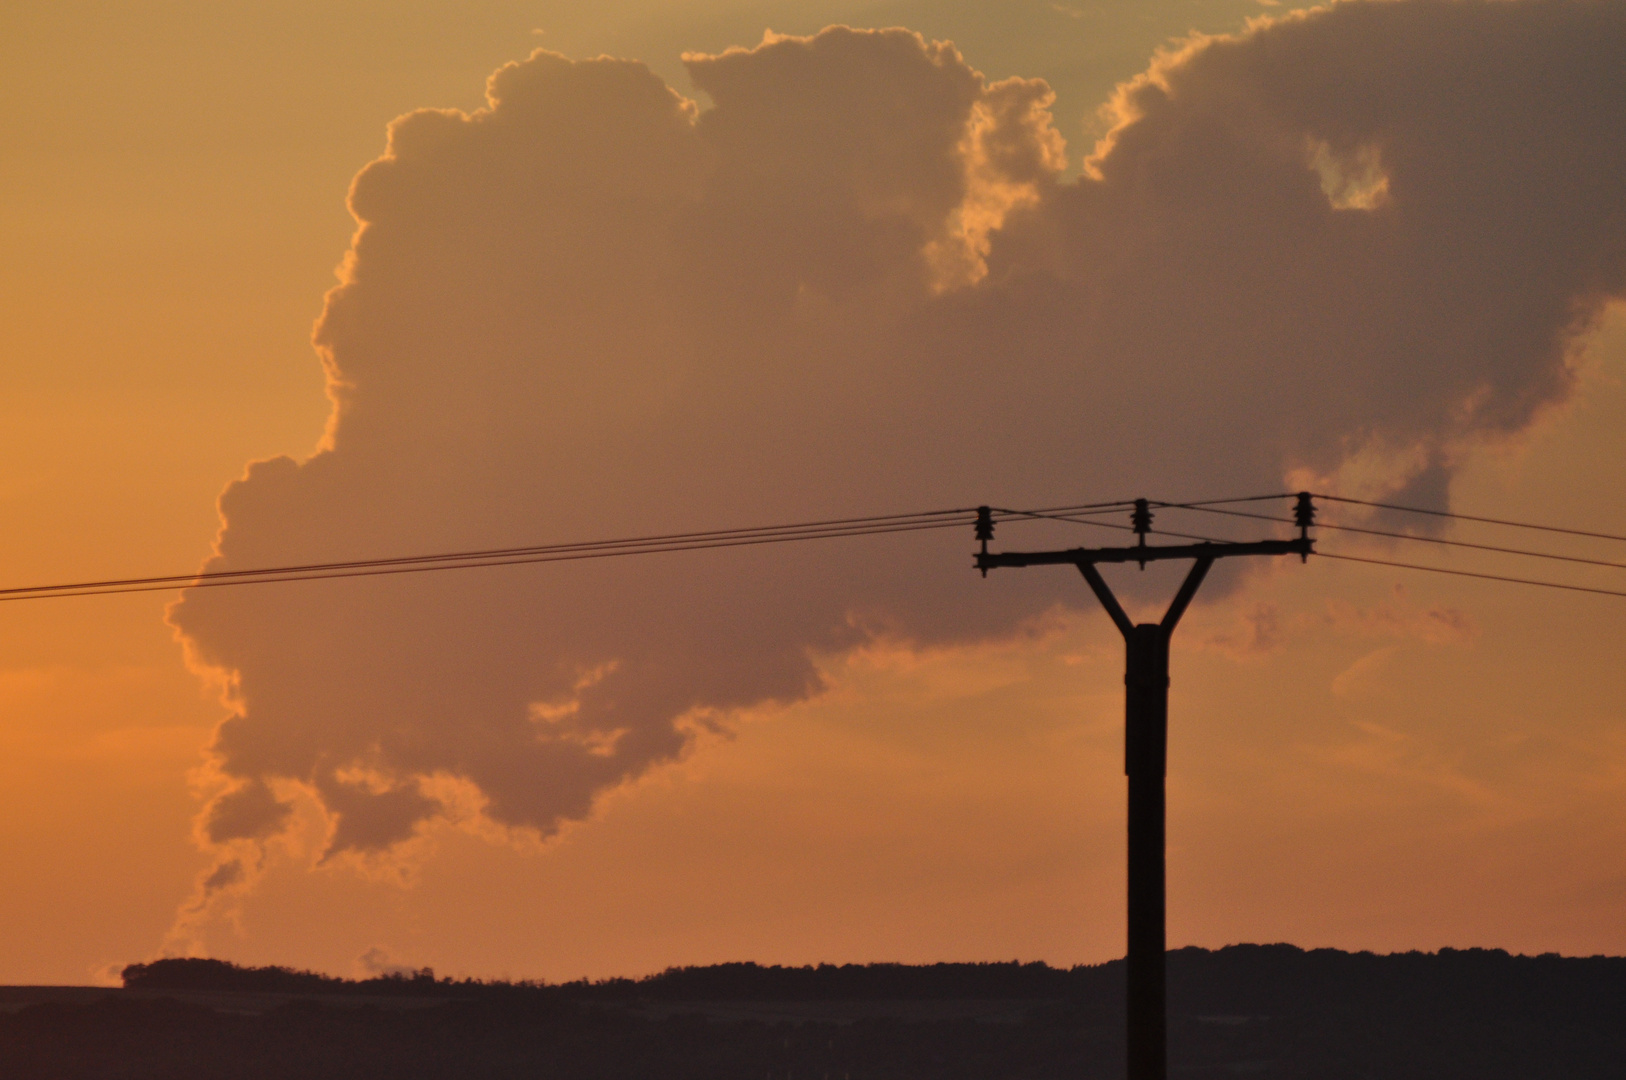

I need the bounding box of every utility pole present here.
[974,494,1315,1080]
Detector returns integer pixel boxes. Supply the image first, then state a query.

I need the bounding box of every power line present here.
[4,493,1622,604]
[1146,493,1296,508]
[1313,493,1626,544]
[1158,503,1626,571]
[0,513,983,602]
[1001,506,1295,548]
[991,506,1138,531]
[0,500,1135,603]
[1317,551,1626,599]
[0,509,970,598]
[1018,504,1626,601]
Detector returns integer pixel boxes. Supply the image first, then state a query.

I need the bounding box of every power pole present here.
[974,494,1315,1080]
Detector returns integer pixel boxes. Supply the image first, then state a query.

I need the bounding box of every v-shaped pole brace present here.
[973,495,1314,1080]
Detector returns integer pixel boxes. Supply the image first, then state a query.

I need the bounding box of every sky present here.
[2,0,1624,986]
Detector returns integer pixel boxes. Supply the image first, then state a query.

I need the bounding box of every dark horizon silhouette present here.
[1,943,1619,1078]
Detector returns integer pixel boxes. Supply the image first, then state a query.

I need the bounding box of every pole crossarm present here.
[975,536,1310,572]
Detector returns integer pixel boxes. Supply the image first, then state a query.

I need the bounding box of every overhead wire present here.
[0,499,1134,603]
[1021,498,1626,600]
[1312,493,1626,544]
[989,505,1139,533]
[0,511,989,602]
[997,506,1255,547]
[1315,552,1626,599]
[1004,504,1287,543]
[1141,492,1296,508]
[1,491,1621,603]
[1154,502,1626,571]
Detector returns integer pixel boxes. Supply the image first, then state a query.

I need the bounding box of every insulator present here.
[974,506,994,542]
[1293,491,1316,530]
[1131,498,1152,536]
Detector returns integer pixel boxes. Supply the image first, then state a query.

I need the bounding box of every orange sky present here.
[2,0,1624,986]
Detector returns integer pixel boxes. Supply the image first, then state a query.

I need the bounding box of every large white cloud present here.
[169,2,1626,881]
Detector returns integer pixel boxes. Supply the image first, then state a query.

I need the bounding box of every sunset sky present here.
[3,0,1624,987]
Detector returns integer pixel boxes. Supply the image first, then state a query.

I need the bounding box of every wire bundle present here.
[2,494,1621,602]
[0,508,983,602]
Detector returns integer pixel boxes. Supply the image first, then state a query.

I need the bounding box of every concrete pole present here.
[1124,622,1169,1080]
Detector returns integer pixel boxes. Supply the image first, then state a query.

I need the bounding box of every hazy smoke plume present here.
[170,1,1626,889]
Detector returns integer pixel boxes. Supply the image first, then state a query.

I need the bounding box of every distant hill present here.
[124,942,1626,1012]
[121,955,1089,1000]
[0,945,1615,1078]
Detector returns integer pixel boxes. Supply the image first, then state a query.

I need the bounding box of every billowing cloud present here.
[169,3,1626,872]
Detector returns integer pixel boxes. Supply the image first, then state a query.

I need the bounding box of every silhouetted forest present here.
[0,945,1619,1078]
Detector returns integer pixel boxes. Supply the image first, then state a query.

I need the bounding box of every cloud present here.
[1199,601,1285,659]
[164,849,262,956]
[1323,585,1478,645]
[202,778,292,844]
[168,5,1626,880]
[1331,645,1399,698]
